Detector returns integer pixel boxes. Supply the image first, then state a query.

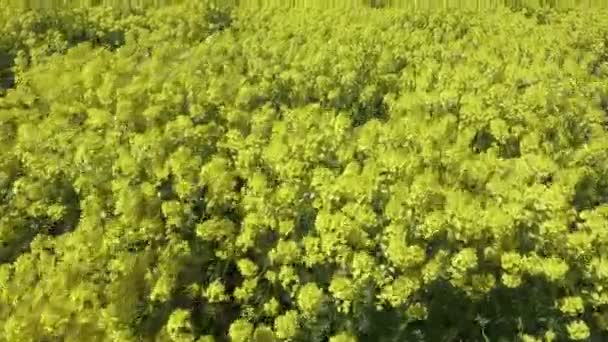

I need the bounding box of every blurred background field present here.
[0,0,606,10]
